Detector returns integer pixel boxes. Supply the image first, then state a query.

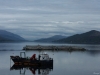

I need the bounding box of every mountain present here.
[54,30,100,44]
[0,30,26,42]
[34,35,67,42]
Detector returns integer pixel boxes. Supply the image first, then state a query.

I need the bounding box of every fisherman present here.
[39,55,41,61]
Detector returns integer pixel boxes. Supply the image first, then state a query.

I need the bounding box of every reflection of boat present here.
[10,52,53,66]
[10,64,53,75]
[10,63,53,70]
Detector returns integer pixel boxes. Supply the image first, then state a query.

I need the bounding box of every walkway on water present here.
[23,45,86,51]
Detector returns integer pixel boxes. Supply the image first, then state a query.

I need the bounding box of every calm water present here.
[0,42,100,75]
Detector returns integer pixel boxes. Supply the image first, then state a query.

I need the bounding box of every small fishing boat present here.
[10,52,53,66]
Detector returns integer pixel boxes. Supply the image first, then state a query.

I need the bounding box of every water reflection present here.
[1,48,100,75]
[86,50,100,56]
[10,63,53,75]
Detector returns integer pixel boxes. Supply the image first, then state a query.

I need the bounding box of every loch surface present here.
[0,42,100,75]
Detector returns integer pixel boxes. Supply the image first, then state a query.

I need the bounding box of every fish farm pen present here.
[23,45,86,51]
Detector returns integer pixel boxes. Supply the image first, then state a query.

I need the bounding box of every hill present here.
[0,30,26,42]
[34,35,67,42]
[54,30,100,44]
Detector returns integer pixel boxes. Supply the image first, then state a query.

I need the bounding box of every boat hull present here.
[10,56,53,66]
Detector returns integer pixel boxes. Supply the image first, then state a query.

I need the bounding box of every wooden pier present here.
[23,45,86,51]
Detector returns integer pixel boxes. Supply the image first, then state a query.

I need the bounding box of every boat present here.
[10,52,53,66]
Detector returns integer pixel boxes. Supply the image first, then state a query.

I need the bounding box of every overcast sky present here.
[0,0,100,40]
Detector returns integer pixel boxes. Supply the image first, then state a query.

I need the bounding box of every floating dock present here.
[23,45,86,51]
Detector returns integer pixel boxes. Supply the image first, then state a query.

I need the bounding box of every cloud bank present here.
[0,0,100,40]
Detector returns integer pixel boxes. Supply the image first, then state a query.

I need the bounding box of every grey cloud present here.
[1,20,100,40]
[0,0,100,15]
[0,0,100,40]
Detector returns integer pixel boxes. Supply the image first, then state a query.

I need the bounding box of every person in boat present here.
[30,54,37,60]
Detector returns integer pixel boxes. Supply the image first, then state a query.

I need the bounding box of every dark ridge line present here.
[0,50,23,51]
